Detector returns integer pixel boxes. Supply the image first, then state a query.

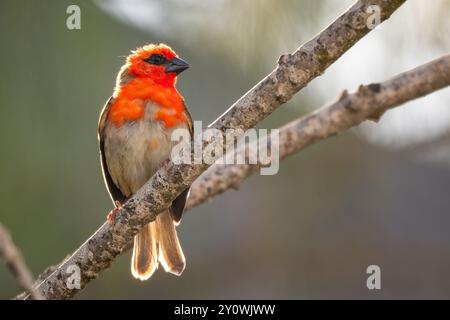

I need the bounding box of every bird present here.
[97,43,192,280]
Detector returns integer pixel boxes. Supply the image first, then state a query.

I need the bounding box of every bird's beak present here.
[165,57,189,74]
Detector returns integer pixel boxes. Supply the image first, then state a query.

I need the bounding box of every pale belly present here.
[103,117,187,197]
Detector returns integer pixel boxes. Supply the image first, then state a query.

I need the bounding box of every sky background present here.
[1,0,450,299]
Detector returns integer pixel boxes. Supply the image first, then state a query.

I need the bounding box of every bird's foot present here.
[107,201,122,225]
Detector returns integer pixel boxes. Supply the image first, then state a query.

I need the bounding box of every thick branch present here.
[21,0,406,299]
[187,54,450,208]
[0,223,43,300]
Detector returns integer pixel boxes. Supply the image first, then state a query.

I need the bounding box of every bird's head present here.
[125,43,189,86]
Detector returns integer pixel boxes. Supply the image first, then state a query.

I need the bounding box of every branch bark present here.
[19,0,406,299]
[0,223,44,300]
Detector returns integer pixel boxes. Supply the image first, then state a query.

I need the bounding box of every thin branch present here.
[187,53,450,209]
[0,223,44,300]
[20,0,406,299]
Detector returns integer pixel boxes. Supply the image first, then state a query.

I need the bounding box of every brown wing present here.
[170,101,193,224]
[98,97,127,207]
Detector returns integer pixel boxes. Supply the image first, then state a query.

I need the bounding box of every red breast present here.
[109,78,186,128]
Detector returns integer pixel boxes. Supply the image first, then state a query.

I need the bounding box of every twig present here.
[19,0,406,299]
[0,223,44,300]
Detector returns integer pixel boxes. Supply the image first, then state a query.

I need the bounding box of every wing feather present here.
[170,101,193,224]
[98,97,127,206]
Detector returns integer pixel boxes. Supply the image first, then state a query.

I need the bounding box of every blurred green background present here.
[1,0,450,299]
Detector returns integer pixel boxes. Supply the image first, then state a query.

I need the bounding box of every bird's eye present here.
[145,54,166,65]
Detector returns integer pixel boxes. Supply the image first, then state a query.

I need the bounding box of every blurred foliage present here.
[0,0,450,299]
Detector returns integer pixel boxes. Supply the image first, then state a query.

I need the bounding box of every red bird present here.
[98,44,192,280]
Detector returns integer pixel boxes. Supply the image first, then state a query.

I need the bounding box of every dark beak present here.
[165,57,189,74]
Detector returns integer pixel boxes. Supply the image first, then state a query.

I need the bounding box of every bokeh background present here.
[1,0,450,299]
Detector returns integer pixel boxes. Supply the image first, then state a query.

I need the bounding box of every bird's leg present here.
[107,200,123,224]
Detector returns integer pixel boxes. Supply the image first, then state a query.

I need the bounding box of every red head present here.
[126,43,189,87]
[110,44,189,127]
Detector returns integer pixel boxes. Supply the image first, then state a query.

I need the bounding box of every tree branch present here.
[19,0,406,299]
[0,223,44,300]
[187,53,450,209]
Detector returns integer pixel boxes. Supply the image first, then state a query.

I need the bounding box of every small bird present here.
[98,43,192,280]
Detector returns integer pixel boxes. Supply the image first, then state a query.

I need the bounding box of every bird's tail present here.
[131,210,185,280]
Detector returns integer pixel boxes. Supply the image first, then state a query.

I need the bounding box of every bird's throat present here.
[110,78,185,128]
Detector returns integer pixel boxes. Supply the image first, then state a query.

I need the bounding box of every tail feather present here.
[131,223,158,280]
[156,211,186,276]
[131,211,185,280]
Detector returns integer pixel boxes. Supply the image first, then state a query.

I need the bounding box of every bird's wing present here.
[98,97,127,207]
[170,101,193,224]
